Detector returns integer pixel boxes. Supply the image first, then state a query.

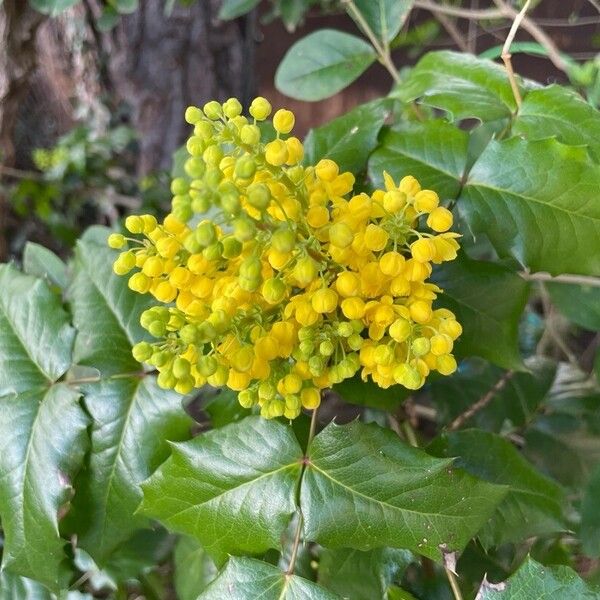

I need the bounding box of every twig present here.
[520,271,600,289]
[498,0,532,107]
[447,370,514,431]
[494,0,569,73]
[413,1,504,20]
[286,407,319,575]
[343,0,400,82]
[537,283,580,368]
[0,164,44,181]
[445,567,464,600]
[402,420,418,447]
[467,0,479,53]
[587,0,600,14]
[435,12,469,52]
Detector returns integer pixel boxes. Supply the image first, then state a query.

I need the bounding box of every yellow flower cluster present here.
[109,97,462,419]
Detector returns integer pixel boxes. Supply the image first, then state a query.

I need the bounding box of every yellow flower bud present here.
[329,222,354,248]
[307,205,329,228]
[409,300,433,324]
[285,136,304,165]
[154,281,177,303]
[436,354,457,375]
[249,96,272,121]
[341,297,365,319]
[108,233,126,249]
[128,272,151,294]
[265,139,288,166]
[389,318,411,342]
[336,271,360,297]
[301,387,321,409]
[383,190,406,213]
[240,124,261,145]
[222,97,242,118]
[364,224,388,252]
[439,318,462,340]
[315,159,339,182]
[393,363,424,389]
[411,337,430,357]
[399,175,421,196]
[427,207,453,232]
[311,288,338,314]
[273,109,295,134]
[125,215,144,234]
[379,251,405,277]
[414,190,439,213]
[411,238,435,263]
[430,334,453,356]
[279,373,302,395]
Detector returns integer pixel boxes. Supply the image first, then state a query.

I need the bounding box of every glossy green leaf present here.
[433,254,529,370]
[430,358,556,432]
[514,85,600,162]
[0,385,88,591]
[174,537,218,600]
[350,0,414,43]
[318,547,412,600]
[140,416,303,563]
[69,227,153,375]
[395,50,517,121]
[429,430,566,548]
[581,464,600,557]
[23,243,68,290]
[333,376,410,411]
[275,30,377,101]
[546,282,600,331]
[301,421,507,561]
[203,387,251,428]
[28,0,79,16]
[199,557,340,599]
[67,377,191,565]
[303,99,391,173]
[459,138,600,276]
[0,570,52,599]
[368,120,469,200]
[0,264,74,395]
[218,0,261,19]
[477,557,600,599]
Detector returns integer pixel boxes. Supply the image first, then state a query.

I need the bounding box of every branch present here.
[413,0,504,20]
[521,271,600,288]
[447,370,514,431]
[498,0,532,107]
[494,0,569,73]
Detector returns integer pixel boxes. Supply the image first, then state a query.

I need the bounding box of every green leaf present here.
[174,537,218,600]
[459,138,600,276]
[278,0,310,31]
[275,30,377,101]
[546,282,600,331]
[218,0,261,19]
[199,557,341,599]
[0,385,88,591]
[477,557,600,599]
[433,254,529,370]
[350,0,414,43]
[0,264,74,395]
[333,376,410,411]
[368,120,469,200]
[301,421,507,561]
[395,50,517,121]
[430,358,556,432]
[140,416,303,564]
[67,377,192,565]
[514,85,600,162]
[69,227,153,375]
[203,387,251,428]
[28,0,79,16]
[0,571,52,600]
[318,547,412,600]
[429,430,566,548]
[581,464,600,557]
[23,243,68,290]
[303,99,391,173]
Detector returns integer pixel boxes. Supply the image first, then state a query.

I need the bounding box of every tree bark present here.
[96,0,249,174]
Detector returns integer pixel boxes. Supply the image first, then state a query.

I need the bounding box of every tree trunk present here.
[94,0,250,174]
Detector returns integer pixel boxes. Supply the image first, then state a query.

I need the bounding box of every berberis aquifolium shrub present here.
[2,29,600,600]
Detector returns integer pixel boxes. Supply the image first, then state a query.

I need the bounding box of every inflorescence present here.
[109,97,462,419]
